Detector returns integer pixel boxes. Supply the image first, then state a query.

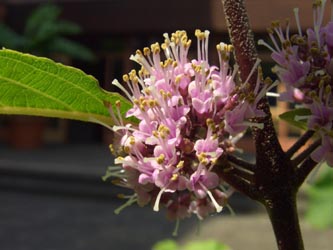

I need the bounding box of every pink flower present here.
[107,30,268,220]
[307,102,333,131]
[311,136,333,167]
[260,0,333,167]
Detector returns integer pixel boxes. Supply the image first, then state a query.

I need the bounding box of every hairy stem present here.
[265,192,304,250]
[221,1,305,250]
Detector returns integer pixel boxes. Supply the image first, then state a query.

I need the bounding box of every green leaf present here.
[152,239,232,250]
[279,108,311,130]
[305,186,333,229]
[305,165,333,229]
[184,240,231,250]
[152,239,179,250]
[0,49,132,126]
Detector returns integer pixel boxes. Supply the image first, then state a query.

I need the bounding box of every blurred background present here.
[0,0,331,250]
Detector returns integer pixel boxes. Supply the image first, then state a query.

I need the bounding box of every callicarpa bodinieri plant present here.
[0,0,332,250]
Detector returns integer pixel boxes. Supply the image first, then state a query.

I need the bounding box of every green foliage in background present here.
[152,239,231,250]
[305,164,333,229]
[279,108,311,131]
[0,3,95,61]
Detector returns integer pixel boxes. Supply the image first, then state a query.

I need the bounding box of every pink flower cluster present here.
[107,30,267,220]
[259,0,333,167]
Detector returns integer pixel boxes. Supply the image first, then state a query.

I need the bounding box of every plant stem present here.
[221,1,307,250]
[293,139,321,166]
[286,130,315,158]
[265,192,304,250]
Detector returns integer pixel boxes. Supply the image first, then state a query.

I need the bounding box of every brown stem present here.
[221,1,305,250]
[286,130,315,158]
[296,157,318,187]
[220,169,258,200]
[217,156,258,200]
[265,192,304,250]
[293,139,321,166]
[227,154,255,171]
[221,0,258,82]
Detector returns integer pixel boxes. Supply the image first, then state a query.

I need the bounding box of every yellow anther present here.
[171,173,179,181]
[206,118,214,127]
[129,70,137,81]
[109,144,118,155]
[122,74,129,82]
[198,152,207,163]
[111,179,121,185]
[143,88,151,95]
[310,47,320,55]
[143,47,151,56]
[161,43,168,50]
[313,0,323,8]
[151,42,161,54]
[325,85,331,94]
[282,40,291,49]
[195,29,206,40]
[175,75,182,84]
[176,161,184,169]
[156,154,165,164]
[153,130,159,137]
[115,100,121,107]
[200,158,208,165]
[211,158,217,165]
[124,146,130,154]
[264,77,273,85]
[148,99,156,107]
[115,156,124,162]
[117,194,126,199]
[271,20,280,28]
[142,99,148,107]
[133,99,140,105]
[136,49,143,56]
[129,136,135,145]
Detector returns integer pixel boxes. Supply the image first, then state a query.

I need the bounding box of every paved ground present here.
[0,144,194,250]
[0,144,332,250]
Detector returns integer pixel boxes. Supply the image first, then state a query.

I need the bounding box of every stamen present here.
[243,58,261,85]
[266,92,280,98]
[243,120,265,129]
[112,79,133,101]
[206,189,223,213]
[153,187,167,212]
[172,219,180,237]
[293,8,303,37]
[331,0,333,21]
[114,194,138,214]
